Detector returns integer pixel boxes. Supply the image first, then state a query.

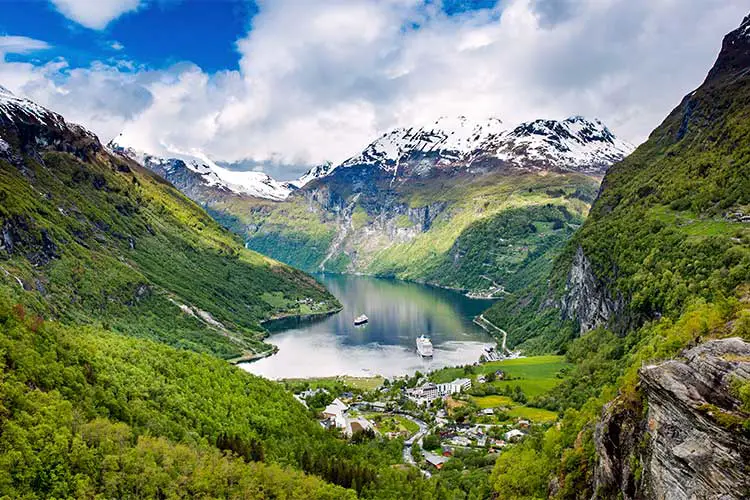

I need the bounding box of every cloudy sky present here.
[0,0,747,179]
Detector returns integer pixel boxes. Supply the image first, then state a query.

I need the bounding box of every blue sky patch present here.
[0,0,254,72]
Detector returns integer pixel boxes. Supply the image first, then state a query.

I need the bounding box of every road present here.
[349,406,434,476]
[398,413,432,477]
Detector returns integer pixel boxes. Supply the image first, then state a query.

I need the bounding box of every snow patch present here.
[110,135,293,201]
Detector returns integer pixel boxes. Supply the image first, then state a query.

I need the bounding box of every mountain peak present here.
[0,85,15,98]
[704,11,750,83]
[110,134,293,201]
[340,115,633,176]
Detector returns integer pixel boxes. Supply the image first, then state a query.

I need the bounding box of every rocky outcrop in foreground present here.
[594,338,750,500]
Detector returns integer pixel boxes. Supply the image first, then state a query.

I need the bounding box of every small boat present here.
[354,314,369,326]
[416,335,434,357]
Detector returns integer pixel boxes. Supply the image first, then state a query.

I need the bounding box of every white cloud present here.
[50,0,143,30]
[2,0,749,179]
[0,36,51,55]
[110,41,125,51]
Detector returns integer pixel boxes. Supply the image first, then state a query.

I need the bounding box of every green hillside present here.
[0,289,440,498]
[0,145,338,360]
[227,171,598,297]
[488,16,750,499]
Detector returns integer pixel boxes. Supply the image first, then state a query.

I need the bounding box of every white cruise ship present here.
[416,335,434,357]
[354,314,368,326]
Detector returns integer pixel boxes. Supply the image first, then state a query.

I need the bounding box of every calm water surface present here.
[240,274,496,379]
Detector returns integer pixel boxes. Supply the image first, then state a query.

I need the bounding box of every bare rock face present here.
[641,338,750,499]
[593,338,750,500]
[560,246,629,334]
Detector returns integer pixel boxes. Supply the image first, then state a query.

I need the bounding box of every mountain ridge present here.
[111,115,633,204]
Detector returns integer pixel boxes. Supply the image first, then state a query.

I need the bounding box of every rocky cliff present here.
[593,338,750,500]
[560,246,629,334]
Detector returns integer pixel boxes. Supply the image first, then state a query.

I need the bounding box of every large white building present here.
[438,378,471,395]
[406,377,472,405]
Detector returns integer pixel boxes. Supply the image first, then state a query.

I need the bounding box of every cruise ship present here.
[354,314,369,326]
[416,335,434,357]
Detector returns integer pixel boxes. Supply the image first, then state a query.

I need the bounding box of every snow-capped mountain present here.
[487,116,634,173]
[0,85,96,141]
[341,116,506,172]
[0,85,100,160]
[339,115,634,177]
[288,162,337,189]
[109,135,293,201]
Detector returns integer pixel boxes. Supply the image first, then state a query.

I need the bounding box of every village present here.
[286,354,566,476]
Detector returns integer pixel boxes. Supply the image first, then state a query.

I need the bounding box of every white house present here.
[322,398,349,429]
[504,429,525,442]
[346,417,374,437]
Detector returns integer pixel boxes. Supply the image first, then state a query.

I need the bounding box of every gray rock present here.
[560,246,629,334]
[593,338,750,500]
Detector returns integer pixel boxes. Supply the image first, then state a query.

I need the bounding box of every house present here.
[405,382,441,405]
[495,370,505,380]
[346,417,374,437]
[453,378,472,391]
[479,408,494,416]
[504,429,525,442]
[424,452,449,470]
[441,445,454,457]
[369,401,387,411]
[448,436,472,447]
[322,398,348,419]
[517,419,530,429]
[322,398,349,429]
[477,375,487,384]
[299,388,328,399]
[437,378,472,396]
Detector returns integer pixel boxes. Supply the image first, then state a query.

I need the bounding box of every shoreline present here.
[259,306,343,327]
[234,307,342,366]
[228,345,278,365]
[315,271,504,300]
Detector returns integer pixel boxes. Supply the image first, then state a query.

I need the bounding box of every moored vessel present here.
[416,335,434,357]
[354,314,369,325]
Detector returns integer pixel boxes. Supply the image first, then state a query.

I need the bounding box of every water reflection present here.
[241,274,496,379]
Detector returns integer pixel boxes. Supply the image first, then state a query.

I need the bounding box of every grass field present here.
[435,356,571,423]
[365,413,419,435]
[473,395,514,409]
[431,355,570,398]
[506,406,558,422]
[283,375,384,391]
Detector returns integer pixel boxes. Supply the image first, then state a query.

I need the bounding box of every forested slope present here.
[0,88,339,360]
[489,14,750,499]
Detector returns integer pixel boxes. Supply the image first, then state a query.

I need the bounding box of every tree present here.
[423,433,441,451]
[411,443,422,463]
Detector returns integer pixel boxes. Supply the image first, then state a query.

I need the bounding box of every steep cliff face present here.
[489,13,750,349]
[593,338,750,500]
[560,246,629,334]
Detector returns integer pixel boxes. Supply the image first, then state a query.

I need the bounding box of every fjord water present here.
[241,274,496,379]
